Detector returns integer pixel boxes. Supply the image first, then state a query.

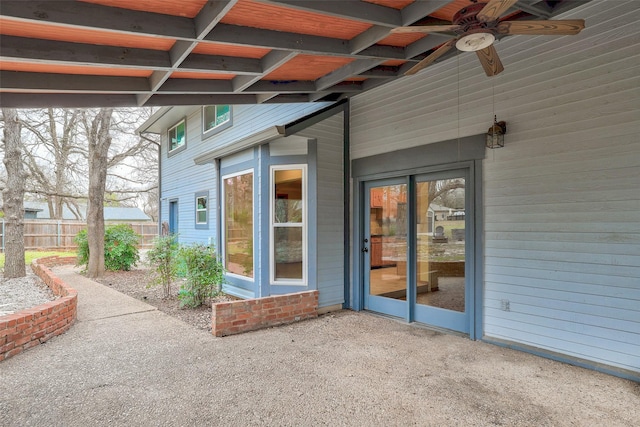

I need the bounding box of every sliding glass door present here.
[362,170,471,334]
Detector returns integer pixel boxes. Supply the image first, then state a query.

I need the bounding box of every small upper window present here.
[203,105,231,134]
[195,193,208,227]
[168,120,186,153]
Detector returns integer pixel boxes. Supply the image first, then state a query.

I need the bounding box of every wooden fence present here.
[0,220,158,251]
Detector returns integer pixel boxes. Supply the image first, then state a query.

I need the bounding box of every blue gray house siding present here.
[347,0,639,379]
[148,1,638,380]
[157,101,345,308]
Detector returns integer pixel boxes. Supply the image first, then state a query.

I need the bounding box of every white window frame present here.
[195,192,208,227]
[168,119,186,154]
[221,168,254,281]
[270,164,307,286]
[202,105,231,135]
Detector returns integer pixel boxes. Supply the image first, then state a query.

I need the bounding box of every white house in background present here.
[22,202,152,222]
[139,1,639,381]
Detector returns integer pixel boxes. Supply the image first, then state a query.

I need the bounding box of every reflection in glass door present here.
[363,181,408,318]
[361,171,471,334]
[414,175,468,332]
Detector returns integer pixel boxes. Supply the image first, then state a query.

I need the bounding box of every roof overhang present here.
[0,0,591,108]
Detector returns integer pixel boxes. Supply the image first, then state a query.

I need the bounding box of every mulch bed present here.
[94,269,234,332]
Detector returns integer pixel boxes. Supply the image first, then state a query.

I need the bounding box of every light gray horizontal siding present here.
[160,103,330,247]
[298,113,345,307]
[350,1,640,373]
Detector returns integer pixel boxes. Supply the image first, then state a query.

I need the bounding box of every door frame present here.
[168,199,179,235]
[362,178,410,320]
[350,135,485,340]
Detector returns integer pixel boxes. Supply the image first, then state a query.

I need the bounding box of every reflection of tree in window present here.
[169,121,185,151]
[273,169,303,281]
[204,105,230,132]
[224,173,253,278]
[196,196,207,224]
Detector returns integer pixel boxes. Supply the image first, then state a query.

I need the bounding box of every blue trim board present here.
[483,337,640,383]
[342,102,350,309]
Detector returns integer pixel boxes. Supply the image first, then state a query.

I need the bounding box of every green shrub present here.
[146,234,179,298]
[75,224,140,271]
[177,244,225,308]
[75,229,89,268]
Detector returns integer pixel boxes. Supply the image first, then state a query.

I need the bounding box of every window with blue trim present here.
[203,105,231,135]
[270,165,306,285]
[195,191,208,229]
[168,119,186,153]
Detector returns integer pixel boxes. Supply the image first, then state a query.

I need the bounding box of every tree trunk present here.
[85,109,113,278]
[2,108,26,278]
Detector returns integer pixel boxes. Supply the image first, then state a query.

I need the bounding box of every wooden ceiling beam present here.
[404,33,455,60]
[256,0,402,27]
[0,1,195,39]
[0,35,171,69]
[231,50,298,92]
[138,0,238,106]
[206,24,412,61]
[358,67,401,79]
[155,79,233,94]
[0,92,139,108]
[349,26,394,55]
[179,54,263,74]
[145,94,263,106]
[206,24,351,56]
[315,59,384,91]
[400,1,453,26]
[0,71,150,93]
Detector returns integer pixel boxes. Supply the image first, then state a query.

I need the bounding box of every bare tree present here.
[83,108,113,278]
[19,108,86,219]
[1,108,26,278]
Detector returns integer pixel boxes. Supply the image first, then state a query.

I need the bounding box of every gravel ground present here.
[0,272,57,316]
[1,266,639,426]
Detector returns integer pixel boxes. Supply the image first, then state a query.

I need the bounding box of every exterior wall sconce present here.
[486,115,507,149]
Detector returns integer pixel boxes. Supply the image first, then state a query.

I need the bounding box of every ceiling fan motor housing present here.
[453,2,497,35]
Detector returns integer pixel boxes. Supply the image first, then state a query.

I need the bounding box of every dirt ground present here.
[94,269,232,332]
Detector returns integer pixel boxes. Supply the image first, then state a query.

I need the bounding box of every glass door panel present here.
[363,181,408,319]
[414,175,469,332]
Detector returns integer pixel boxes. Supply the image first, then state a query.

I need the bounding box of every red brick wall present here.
[430,261,465,277]
[212,290,319,337]
[0,256,77,361]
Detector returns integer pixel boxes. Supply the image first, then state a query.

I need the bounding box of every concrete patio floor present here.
[1,266,638,426]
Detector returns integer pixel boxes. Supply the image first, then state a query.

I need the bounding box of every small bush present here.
[75,229,89,268]
[146,234,179,298]
[178,244,225,308]
[75,224,140,271]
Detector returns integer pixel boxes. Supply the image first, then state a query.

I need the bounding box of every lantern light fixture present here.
[486,115,506,149]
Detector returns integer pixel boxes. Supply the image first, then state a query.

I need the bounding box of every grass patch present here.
[0,251,77,269]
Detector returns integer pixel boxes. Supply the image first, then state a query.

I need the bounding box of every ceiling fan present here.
[392,0,585,76]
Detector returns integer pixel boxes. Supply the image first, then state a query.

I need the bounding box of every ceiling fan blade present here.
[405,39,456,76]
[476,45,504,76]
[497,19,586,35]
[477,0,519,23]
[391,25,461,34]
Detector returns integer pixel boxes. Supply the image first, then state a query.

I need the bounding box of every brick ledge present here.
[0,256,78,361]
[212,290,319,337]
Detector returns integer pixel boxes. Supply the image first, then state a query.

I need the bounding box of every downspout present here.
[342,100,351,309]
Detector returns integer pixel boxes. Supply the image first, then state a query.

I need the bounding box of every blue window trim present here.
[202,105,233,140]
[167,118,187,157]
[194,190,209,230]
[220,156,257,295]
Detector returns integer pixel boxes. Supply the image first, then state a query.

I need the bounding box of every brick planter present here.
[212,290,319,337]
[1,256,78,361]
